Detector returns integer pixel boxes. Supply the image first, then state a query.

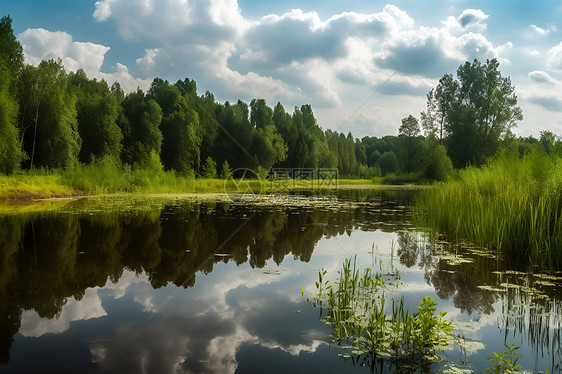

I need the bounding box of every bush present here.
[423,143,454,181]
[201,157,217,178]
[378,151,398,175]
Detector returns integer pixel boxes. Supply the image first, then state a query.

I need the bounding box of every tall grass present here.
[0,169,73,199]
[0,155,269,199]
[416,148,562,269]
[313,257,452,368]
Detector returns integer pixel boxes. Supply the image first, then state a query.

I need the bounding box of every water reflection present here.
[394,231,562,372]
[0,192,413,367]
[0,191,561,373]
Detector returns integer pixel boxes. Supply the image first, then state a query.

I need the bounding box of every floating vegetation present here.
[311,257,453,371]
[439,254,474,265]
[477,285,507,292]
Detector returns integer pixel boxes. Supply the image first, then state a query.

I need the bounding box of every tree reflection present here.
[0,199,373,362]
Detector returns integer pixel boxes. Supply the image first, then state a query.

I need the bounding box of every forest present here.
[0,15,552,186]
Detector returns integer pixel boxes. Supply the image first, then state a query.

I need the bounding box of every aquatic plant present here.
[313,257,453,370]
[486,343,523,373]
[416,148,562,269]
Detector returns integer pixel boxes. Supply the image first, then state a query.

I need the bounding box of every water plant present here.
[486,343,523,373]
[416,148,562,269]
[313,257,453,371]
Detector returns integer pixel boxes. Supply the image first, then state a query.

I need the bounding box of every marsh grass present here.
[417,149,562,269]
[0,156,268,199]
[313,257,453,370]
[0,170,74,199]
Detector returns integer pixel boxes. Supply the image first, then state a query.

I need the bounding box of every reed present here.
[416,149,562,269]
[313,257,452,368]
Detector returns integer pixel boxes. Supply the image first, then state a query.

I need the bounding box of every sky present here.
[6,0,562,138]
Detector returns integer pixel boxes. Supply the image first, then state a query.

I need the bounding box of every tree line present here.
[0,15,542,181]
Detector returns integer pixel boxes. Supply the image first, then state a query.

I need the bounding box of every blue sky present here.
[6,0,562,137]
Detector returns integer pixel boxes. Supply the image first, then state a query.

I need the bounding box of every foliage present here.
[312,257,453,369]
[0,16,24,74]
[399,115,422,173]
[416,146,562,269]
[119,89,163,166]
[220,160,232,179]
[19,60,81,169]
[378,151,399,175]
[0,18,539,189]
[423,137,454,181]
[147,78,202,173]
[201,156,217,178]
[0,58,23,173]
[426,59,523,167]
[486,344,523,373]
[68,69,122,162]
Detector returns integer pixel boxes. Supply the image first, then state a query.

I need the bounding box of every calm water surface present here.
[0,190,560,373]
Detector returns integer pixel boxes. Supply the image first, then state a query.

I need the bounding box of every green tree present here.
[377,151,398,175]
[251,123,287,169]
[148,78,202,173]
[119,89,163,166]
[429,58,522,167]
[201,156,217,178]
[0,59,22,173]
[220,159,232,178]
[19,60,81,169]
[213,100,253,169]
[399,114,421,173]
[423,136,454,181]
[250,98,273,129]
[68,69,122,162]
[0,16,24,74]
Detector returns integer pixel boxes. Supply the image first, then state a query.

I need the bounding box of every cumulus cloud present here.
[93,0,248,43]
[547,42,562,70]
[443,9,488,33]
[19,28,109,74]
[530,24,556,36]
[18,28,150,92]
[527,94,562,112]
[89,0,510,129]
[374,27,504,78]
[458,9,489,28]
[528,70,555,84]
[20,288,107,337]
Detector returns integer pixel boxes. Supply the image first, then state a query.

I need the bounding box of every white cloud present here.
[547,42,562,70]
[93,0,249,42]
[457,9,488,29]
[88,2,516,134]
[443,9,488,33]
[528,70,555,84]
[18,28,150,92]
[19,28,110,75]
[93,0,116,21]
[530,24,556,36]
[527,94,562,112]
[20,288,107,337]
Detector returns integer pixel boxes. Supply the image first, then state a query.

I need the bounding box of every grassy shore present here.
[0,157,383,200]
[416,149,562,269]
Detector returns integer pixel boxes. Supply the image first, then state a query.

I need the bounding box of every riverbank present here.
[416,150,562,269]
[0,170,393,201]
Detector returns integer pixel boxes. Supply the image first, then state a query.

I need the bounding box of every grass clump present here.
[0,169,73,199]
[312,257,453,370]
[417,148,562,269]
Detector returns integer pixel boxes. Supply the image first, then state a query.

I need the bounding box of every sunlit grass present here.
[0,172,74,199]
[416,149,562,269]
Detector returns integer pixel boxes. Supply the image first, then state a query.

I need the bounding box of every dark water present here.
[0,190,560,373]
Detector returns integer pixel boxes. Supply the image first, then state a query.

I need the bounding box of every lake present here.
[0,189,560,373]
